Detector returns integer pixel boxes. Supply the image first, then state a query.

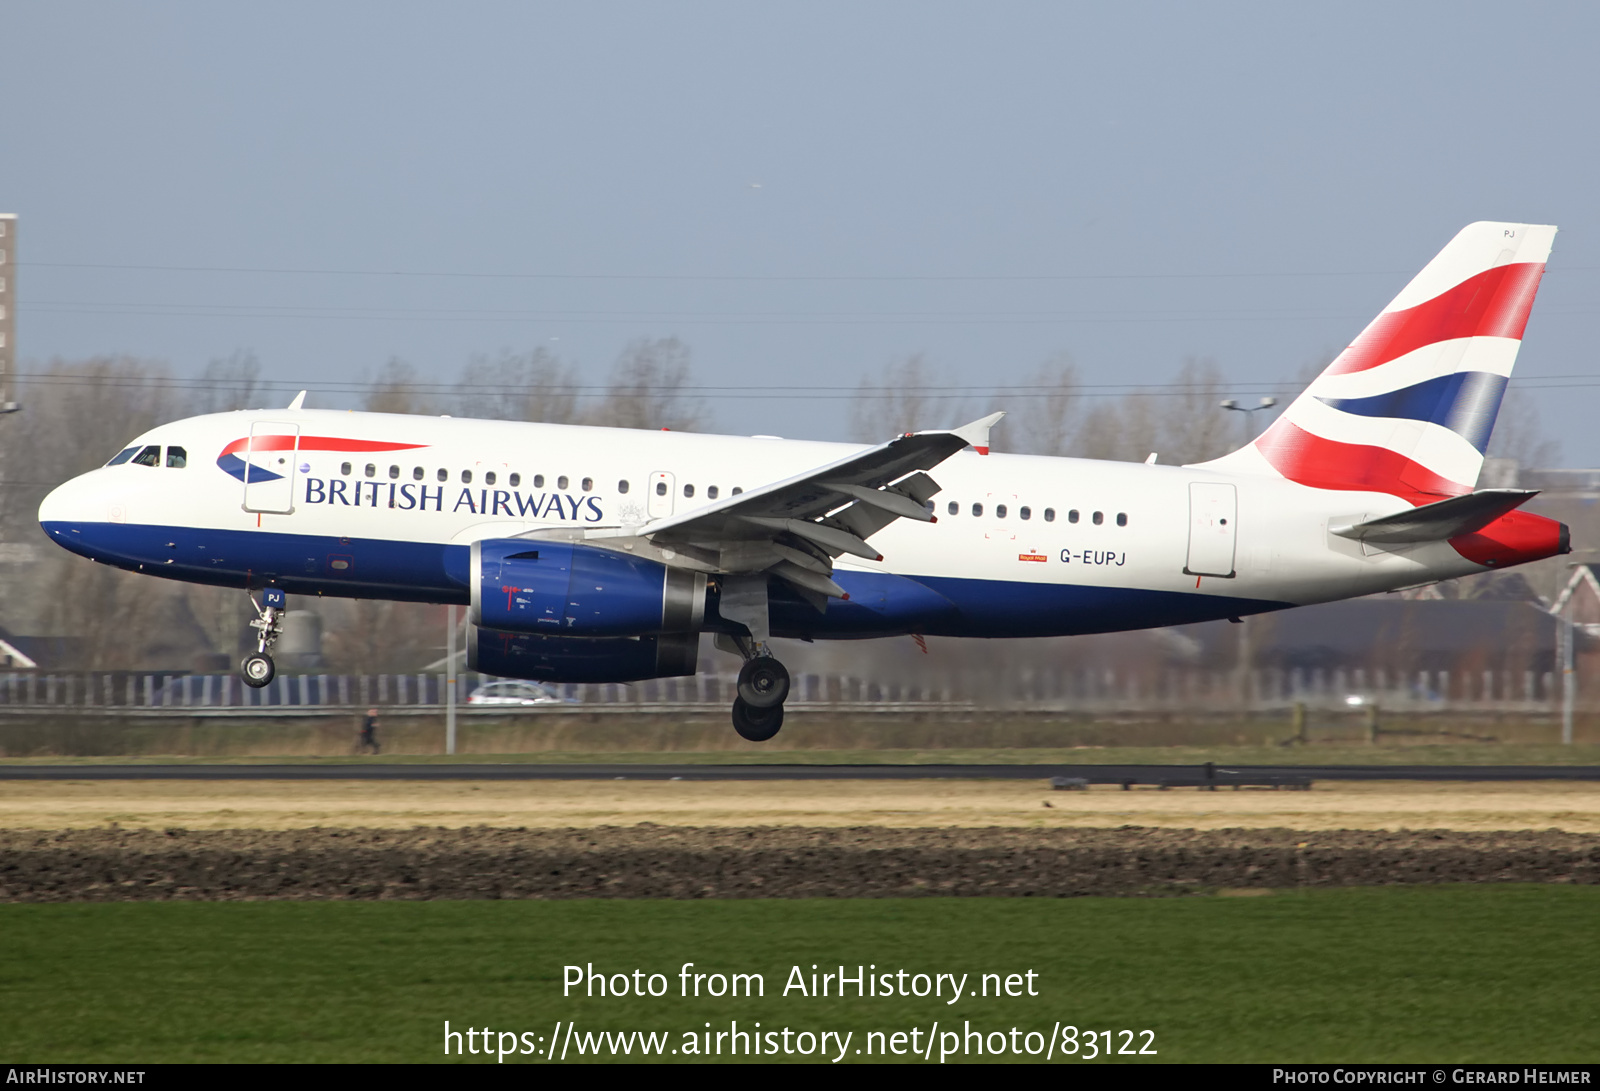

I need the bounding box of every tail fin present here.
[1201,221,1556,502]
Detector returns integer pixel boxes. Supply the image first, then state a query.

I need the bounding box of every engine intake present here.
[470,539,706,636]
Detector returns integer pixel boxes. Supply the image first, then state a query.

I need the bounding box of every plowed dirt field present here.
[0,777,1596,899]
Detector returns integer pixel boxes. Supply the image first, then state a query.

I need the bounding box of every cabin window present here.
[388,465,400,480]
[996,504,1007,519]
[164,446,187,468]
[618,480,630,494]
[1020,506,1031,521]
[533,474,545,488]
[971,502,983,517]
[1044,508,1055,522]
[509,473,520,487]
[132,446,161,468]
[364,464,376,478]
[1117,512,1128,527]
[485,471,496,486]
[341,462,352,476]
[557,475,569,490]
[1068,509,1080,524]
[656,481,667,496]
[1092,511,1104,525]
[461,469,473,484]
[582,477,593,492]
[707,486,719,499]
[106,447,140,466]
[683,484,695,498]
[436,468,447,482]
[413,467,424,480]
[948,501,959,516]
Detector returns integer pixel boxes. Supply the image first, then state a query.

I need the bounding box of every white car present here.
[465,681,569,706]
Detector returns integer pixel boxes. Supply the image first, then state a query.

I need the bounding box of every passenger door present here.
[241,422,300,515]
[1184,481,1237,578]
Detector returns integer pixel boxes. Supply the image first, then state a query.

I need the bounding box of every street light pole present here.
[1219,396,1278,445]
[446,604,457,755]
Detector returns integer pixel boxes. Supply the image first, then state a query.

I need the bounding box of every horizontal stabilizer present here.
[1331,488,1539,544]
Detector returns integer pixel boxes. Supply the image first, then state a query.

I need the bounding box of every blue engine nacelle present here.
[470,538,706,636]
[467,627,700,683]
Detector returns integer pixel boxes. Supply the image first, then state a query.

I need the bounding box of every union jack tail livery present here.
[1204,221,1556,503]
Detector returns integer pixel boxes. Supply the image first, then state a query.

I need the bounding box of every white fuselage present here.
[38,407,1502,640]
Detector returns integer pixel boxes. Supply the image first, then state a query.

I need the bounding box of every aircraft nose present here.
[38,471,108,538]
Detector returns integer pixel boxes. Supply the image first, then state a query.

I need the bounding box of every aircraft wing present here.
[641,412,1003,604]
[1330,488,1540,545]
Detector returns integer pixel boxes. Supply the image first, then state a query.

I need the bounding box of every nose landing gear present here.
[728,636,790,742]
[242,586,286,689]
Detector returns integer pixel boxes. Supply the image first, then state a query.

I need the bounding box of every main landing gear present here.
[730,640,791,743]
[241,587,286,689]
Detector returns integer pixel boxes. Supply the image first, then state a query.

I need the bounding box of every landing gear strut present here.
[727,635,789,742]
[242,586,286,689]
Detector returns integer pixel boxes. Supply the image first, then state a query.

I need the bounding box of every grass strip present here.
[0,887,1596,1063]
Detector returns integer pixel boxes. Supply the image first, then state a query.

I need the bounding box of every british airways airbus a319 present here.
[38,222,1570,741]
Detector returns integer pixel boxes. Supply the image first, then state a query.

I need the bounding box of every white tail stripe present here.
[1303,338,1522,400]
[1287,397,1484,482]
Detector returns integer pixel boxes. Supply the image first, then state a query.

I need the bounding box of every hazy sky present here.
[5,2,1598,461]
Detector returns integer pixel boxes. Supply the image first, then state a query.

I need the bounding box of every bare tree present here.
[190,349,267,414]
[1486,386,1561,470]
[1068,356,1235,464]
[320,600,447,673]
[587,337,706,431]
[994,353,1082,456]
[1153,356,1237,465]
[3,356,214,664]
[847,353,965,442]
[453,348,581,424]
[362,357,434,415]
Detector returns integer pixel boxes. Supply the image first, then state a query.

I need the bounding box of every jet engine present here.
[470,538,706,636]
[466,538,706,684]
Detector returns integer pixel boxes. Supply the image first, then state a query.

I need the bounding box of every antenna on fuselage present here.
[286,390,307,411]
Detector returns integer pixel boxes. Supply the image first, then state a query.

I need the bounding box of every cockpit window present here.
[165,446,187,468]
[130,445,161,468]
[106,447,139,466]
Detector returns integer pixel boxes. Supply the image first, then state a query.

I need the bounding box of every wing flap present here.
[640,413,1001,612]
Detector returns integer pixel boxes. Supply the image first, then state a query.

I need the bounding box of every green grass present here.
[1,888,1597,1063]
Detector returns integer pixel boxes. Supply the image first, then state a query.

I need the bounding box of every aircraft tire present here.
[241,653,276,689]
[731,696,784,742]
[737,657,790,709]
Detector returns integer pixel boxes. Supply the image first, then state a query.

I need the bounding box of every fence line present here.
[0,667,1579,716]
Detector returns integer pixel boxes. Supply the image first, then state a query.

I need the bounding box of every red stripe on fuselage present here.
[219,435,430,457]
[1324,262,1545,377]
[1253,419,1470,503]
